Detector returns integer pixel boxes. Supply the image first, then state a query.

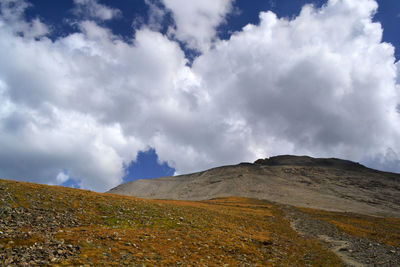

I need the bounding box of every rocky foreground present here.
[0,178,399,266]
[108,155,400,218]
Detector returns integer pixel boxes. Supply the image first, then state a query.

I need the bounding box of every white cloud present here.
[143,0,167,31]
[0,0,49,38]
[0,0,399,192]
[190,0,400,172]
[0,104,143,191]
[72,0,121,21]
[160,0,234,51]
[56,172,69,184]
[0,2,189,191]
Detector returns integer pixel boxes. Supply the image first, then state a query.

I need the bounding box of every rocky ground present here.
[0,184,81,265]
[282,205,400,267]
[1,178,399,266]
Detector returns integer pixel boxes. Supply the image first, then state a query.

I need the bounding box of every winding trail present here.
[317,235,363,267]
[281,205,400,267]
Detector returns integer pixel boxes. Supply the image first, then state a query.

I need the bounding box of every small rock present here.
[262,240,273,246]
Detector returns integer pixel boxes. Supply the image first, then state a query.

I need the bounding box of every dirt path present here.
[317,235,363,267]
[281,205,400,267]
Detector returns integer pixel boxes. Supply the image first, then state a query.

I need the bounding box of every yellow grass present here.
[298,207,400,248]
[1,179,344,266]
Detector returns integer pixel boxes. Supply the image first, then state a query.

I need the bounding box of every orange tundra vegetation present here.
[1,178,378,266]
[298,207,400,248]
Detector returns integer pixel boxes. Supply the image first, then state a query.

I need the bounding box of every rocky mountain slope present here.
[0,180,400,266]
[108,155,400,218]
[1,179,399,266]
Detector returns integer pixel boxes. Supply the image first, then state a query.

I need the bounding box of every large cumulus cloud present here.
[0,0,399,191]
[191,0,400,166]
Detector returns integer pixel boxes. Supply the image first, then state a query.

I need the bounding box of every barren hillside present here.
[108,155,400,218]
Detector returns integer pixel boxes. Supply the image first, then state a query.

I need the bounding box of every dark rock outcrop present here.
[254,155,364,169]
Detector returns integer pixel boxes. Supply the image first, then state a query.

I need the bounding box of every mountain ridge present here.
[254,155,364,168]
[108,155,400,218]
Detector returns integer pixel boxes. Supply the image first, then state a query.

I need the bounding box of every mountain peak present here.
[254,155,364,169]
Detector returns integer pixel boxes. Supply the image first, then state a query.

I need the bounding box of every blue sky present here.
[123,148,175,182]
[22,0,400,60]
[0,0,399,191]
[21,0,400,57]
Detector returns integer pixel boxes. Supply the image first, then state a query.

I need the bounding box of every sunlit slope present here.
[108,156,400,218]
[0,178,344,266]
[1,178,399,266]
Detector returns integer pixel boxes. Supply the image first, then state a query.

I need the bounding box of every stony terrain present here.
[108,155,400,218]
[1,177,400,266]
[0,179,344,266]
[282,205,400,266]
[1,155,400,266]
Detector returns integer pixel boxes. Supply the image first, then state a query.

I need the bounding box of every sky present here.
[0,0,399,192]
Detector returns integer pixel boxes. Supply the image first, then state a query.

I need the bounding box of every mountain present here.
[1,155,400,265]
[108,155,400,218]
